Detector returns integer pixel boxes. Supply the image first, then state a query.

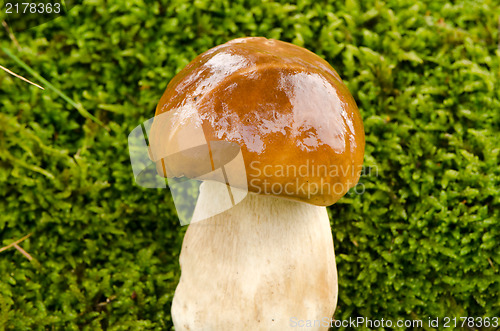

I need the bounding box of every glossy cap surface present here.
[150,37,365,206]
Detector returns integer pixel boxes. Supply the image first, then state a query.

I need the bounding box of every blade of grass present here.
[13,244,33,261]
[2,20,21,51]
[0,233,32,253]
[0,64,44,90]
[1,47,107,129]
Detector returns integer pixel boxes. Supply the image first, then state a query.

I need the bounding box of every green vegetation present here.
[1,0,499,329]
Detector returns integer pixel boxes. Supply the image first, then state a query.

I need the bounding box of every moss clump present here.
[0,0,499,329]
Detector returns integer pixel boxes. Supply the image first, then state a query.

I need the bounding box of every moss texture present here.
[0,0,499,330]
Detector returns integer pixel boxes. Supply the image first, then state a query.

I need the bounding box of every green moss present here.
[0,0,499,329]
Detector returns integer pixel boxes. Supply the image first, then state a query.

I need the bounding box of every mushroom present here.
[149,37,365,330]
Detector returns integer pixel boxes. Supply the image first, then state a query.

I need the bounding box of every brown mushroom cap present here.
[150,37,365,206]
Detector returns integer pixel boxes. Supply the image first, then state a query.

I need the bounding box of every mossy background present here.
[0,0,499,330]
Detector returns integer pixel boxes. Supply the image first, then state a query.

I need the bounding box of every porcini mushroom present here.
[150,37,364,330]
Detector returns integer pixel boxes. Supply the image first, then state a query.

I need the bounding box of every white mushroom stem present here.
[172,181,338,331]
